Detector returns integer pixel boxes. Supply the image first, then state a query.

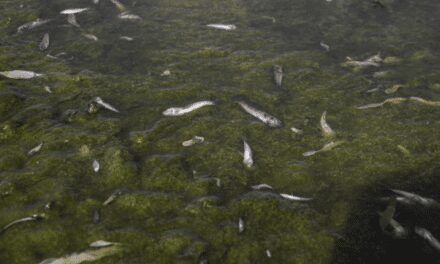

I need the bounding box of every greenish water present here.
[0,0,439,263]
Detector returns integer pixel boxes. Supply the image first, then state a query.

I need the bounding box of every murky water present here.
[0,0,439,263]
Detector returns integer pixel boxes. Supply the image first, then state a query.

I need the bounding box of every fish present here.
[279,193,313,201]
[67,14,81,27]
[161,69,171,76]
[251,184,273,190]
[342,53,382,69]
[290,127,303,134]
[384,84,403,94]
[238,218,245,233]
[17,18,51,33]
[120,36,134,41]
[0,70,44,79]
[266,249,272,258]
[39,33,50,51]
[206,24,237,31]
[238,101,282,127]
[391,189,439,207]
[60,8,90,15]
[320,111,335,137]
[103,190,122,206]
[82,33,99,41]
[1,214,45,235]
[94,97,120,113]
[214,178,221,187]
[182,136,204,147]
[110,0,126,12]
[163,101,215,116]
[242,139,254,168]
[378,197,396,231]
[38,242,122,264]
[303,141,344,157]
[28,142,43,156]
[320,41,330,52]
[89,240,117,248]
[93,160,100,172]
[118,12,142,21]
[93,0,100,4]
[397,145,410,156]
[272,65,283,88]
[356,97,407,109]
[415,227,440,252]
[44,86,53,94]
[409,96,440,107]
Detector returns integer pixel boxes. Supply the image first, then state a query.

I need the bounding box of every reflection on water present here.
[0,0,439,263]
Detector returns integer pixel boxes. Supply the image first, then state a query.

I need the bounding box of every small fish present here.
[82,33,98,41]
[0,70,44,79]
[320,41,330,52]
[279,193,313,201]
[290,127,303,134]
[182,136,204,147]
[384,84,403,94]
[103,190,122,206]
[206,24,237,31]
[67,14,80,27]
[214,178,221,187]
[110,0,126,12]
[163,101,215,116]
[397,145,410,156]
[39,33,50,51]
[60,8,90,15]
[93,160,100,172]
[356,97,407,109]
[28,142,43,156]
[272,65,283,88]
[94,97,120,113]
[378,197,396,231]
[119,36,134,41]
[320,111,335,137]
[118,12,142,21]
[243,139,254,168]
[391,189,439,207]
[161,69,171,76]
[89,240,116,248]
[1,214,45,235]
[415,227,440,252]
[342,53,382,69]
[238,101,282,127]
[303,141,344,157]
[409,96,440,107]
[251,184,273,190]
[266,249,272,258]
[17,18,51,33]
[238,217,245,233]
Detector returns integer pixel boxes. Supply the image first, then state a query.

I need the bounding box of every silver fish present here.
[161,69,171,76]
[118,12,142,21]
[119,36,134,41]
[238,101,282,127]
[214,177,221,187]
[415,227,440,252]
[290,127,303,134]
[356,97,407,110]
[67,14,80,27]
[89,240,116,248]
[303,141,344,157]
[28,142,43,155]
[110,0,126,12]
[206,24,237,30]
[279,193,313,201]
[238,218,245,233]
[343,53,382,69]
[60,8,89,15]
[103,190,122,206]
[39,33,50,51]
[1,214,45,234]
[83,33,99,41]
[251,184,273,190]
[0,70,44,79]
[182,136,204,147]
[17,18,51,34]
[391,189,439,207]
[94,97,119,113]
[39,243,122,264]
[320,111,335,137]
[409,96,440,107]
[163,101,215,116]
[320,41,330,52]
[273,65,283,88]
[243,140,253,168]
[93,160,100,172]
[266,249,272,258]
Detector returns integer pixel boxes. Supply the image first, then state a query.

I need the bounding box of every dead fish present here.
[415,227,440,252]
[320,111,335,137]
[356,97,407,109]
[163,101,215,116]
[39,33,50,51]
[82,33,98,41]
[17,18,51,33]
[238,101,282,127]
[290,127,303,134]
[279,193,313,201]
[28,142,43,156]
[320,41,330,52]
[103,190,122,206]
[1,214,45,235]
[67,14,80,27]
[303,141,344,157]
[206,24,237,31]
[266,249,272,258]
[243,139,253,168]
[238,218,245,233]
[119,36,134,41]
[89,240,117,248]
[251,184,273,190]
[94,97,119,113]
[409,96,440,107]
[0,70,44,79]
[60,8,89,15]
[118,12,142,21]
[384,84,403,94]
[391,189,439,207]
[182,136,204,147]
[110,0,126,12]
[93,160,100,172]
[342,53,382,69]
[272,65,283,88]
[38,242,122,264]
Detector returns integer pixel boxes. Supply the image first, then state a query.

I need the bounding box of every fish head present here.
[163,108,180,116]
[273,65,282,73]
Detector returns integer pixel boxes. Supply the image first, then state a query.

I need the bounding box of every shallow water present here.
[0,0,440,263]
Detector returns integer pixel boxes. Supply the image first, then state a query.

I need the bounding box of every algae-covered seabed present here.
[0,0,439,263]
